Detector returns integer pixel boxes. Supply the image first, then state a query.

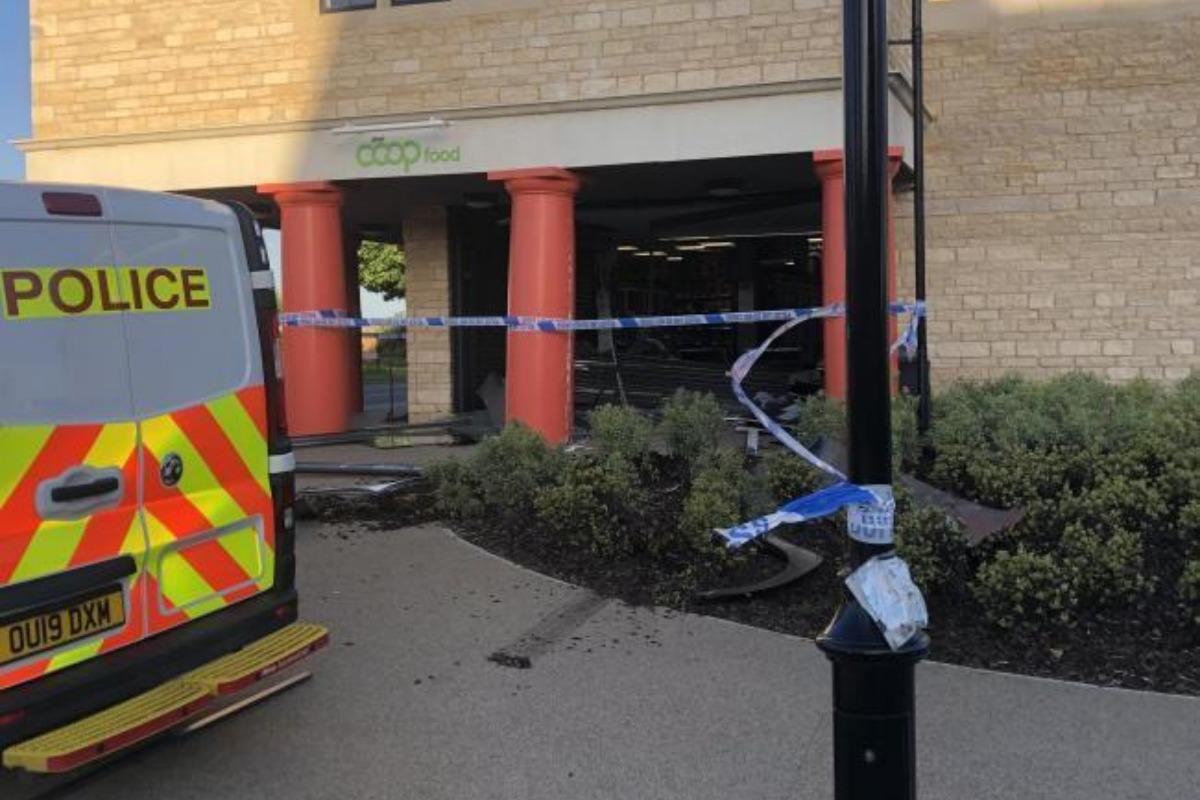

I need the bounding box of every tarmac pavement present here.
[56,523,1200,800]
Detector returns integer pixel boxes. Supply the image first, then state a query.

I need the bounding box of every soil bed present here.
[302,482,1200,697]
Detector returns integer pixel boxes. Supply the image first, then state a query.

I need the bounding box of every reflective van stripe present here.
[0,426,104,583]
[0,426,54,509]
[10,425,138,582]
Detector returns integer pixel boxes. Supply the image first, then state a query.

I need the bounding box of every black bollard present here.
[815,1,929,799]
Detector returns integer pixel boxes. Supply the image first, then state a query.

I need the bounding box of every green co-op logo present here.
[355,138,462,172]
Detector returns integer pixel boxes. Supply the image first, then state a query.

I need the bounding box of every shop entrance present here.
[449,154,827,422]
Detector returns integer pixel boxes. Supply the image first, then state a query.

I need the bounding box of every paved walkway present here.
[64,524,1200,799]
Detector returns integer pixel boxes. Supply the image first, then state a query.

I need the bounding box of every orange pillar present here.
[344,230,365,414]
[814,148,903,399]
[814,151,848,400]
[488,167,581,444]
[257,182,354,436]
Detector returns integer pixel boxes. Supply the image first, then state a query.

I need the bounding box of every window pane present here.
[323,0,375,12]
[0,222,136,425]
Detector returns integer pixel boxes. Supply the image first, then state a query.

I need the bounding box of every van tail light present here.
[266,308,288,439]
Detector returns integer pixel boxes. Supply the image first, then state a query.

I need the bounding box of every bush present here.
[972,547,1076,630]
[1178,560,1200,627]
[589,404,653,467]
[926,373,1160,508]
[763,449,831,505]
[1179,501,1200,548]
[426,459,484,523]
[659,390,724,472]
[787,395,845,445]
[894,503,969,594]
[428,423,564,535]
[1060,523,1151,608]
[534,454,642,558]
[680,448,748,548]
[891,393,922,474]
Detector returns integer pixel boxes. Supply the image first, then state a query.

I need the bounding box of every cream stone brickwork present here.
[895,1,1200,384]
[27,0,1199,386]
[29,0,911,140]
[402,206,452,421]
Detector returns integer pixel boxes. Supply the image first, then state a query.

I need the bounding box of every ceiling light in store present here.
[703,241,736,249]
[634,251,652,257]
[785,260,796,266]
[464,192,498,210]
[675,244,707,251]
[617,244,639,252]
[652,251,667,257]
[705,178,744,198]
[667,256,683,262]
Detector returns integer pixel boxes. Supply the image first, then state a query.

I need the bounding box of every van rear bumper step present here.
[2,623,328,774]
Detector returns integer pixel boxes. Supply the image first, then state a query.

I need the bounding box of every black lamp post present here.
[815,2,929,799]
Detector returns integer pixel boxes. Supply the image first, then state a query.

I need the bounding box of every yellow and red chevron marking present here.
[0,384,276,692]
[0,422,146,691]
[141,385,275,636]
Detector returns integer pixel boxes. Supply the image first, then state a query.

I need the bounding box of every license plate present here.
[0,589,126,667]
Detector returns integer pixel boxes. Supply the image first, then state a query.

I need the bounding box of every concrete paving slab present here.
[58,523,1200,800]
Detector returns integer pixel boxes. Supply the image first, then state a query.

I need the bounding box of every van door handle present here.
[50,477,121,503]
[37,467,125,520]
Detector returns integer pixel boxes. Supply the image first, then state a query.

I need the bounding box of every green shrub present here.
[659,390,724,472]
[428,423,564,534]
[894,504,969,594]
[680,448,749,553]
[426,459,484,523]
[891,393,922,474]
[1178,500,1200,548]
[534,454,642,558]
[1060,523,1152,608]
[763,449,830,505]
[788,395,846,445]
[1178,560,1200,627]
[972,547,1076,629]
[589,404,654,467]
[926,373,1164,508]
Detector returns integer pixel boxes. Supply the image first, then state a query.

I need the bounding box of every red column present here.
[814,151,847,400]
[344,230,364,414]
[813,147,903,400]
[488,167,581,444]
[257,182,354,436]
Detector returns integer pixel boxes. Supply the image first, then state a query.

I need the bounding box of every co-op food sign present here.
[355,137,461,172]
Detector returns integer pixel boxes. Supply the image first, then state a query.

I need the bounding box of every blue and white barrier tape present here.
[281,306,861,332]
[281,299,928,551]
[718,300,925,549]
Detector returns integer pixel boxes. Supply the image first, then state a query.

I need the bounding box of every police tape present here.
[717,301,923,549]
[280,300,927,552]
[279,302,923,333]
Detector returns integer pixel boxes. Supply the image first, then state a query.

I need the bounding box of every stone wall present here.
[895,2,1200,384]
[30,0,880,140]
[402,206,453,422]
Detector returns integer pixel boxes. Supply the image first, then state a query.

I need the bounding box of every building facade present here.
[21,0,1200,437]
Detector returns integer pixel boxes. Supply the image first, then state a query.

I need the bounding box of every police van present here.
[0,183,327,775]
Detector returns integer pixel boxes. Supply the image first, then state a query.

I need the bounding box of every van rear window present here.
[0,222,136,425]
[112,223,260,418]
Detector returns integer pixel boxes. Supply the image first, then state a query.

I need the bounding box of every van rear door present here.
[103,191,277,638]
[0,186,149,691]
